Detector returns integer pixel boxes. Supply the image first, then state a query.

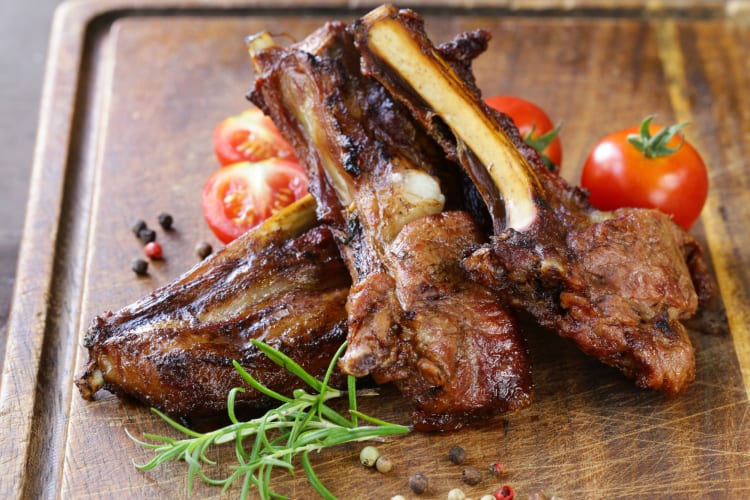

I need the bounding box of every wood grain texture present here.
[1,1,749,499]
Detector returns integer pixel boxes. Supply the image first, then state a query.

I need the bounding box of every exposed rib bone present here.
[362,9,539,231]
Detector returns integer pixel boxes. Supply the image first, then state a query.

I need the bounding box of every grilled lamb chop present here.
[248,22,532,430]
[76,196,351,418]
[353,5,715,394]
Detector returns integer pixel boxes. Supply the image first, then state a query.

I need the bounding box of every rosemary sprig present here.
[127,340,409,499]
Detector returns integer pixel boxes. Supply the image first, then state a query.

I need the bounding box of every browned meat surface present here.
[76,197,351,418]
[465,209,708,393]
[353,5,715,394]
[385,212,531,430]
[248,22,532,429]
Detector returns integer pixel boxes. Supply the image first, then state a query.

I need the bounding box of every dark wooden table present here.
[0,0,65,361]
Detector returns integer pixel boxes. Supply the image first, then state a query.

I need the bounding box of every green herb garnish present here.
[127,340,409,499]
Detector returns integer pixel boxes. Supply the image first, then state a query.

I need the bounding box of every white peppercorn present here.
[447,488,466,500]
[359,445,380,467]
[375,455,393,473]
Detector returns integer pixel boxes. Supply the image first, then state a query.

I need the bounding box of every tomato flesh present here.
[485,95,562,170]
[581,124,708,230]
[213,109,297,165]
[202,160,308,243]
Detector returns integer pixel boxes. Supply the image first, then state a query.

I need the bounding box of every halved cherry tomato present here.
[201,159,308,243]
[485,95,562,172]
[213,108,297,165]
[580,116,708,231]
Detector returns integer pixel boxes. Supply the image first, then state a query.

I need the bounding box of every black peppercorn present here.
[157,212,174,230]
[448,445,466,465]
[138,228,156,244]
[131,258,148,275]
[461,466,482,486]
[409,472,428,495]
[195,241,213,260]
[131,219,147,237]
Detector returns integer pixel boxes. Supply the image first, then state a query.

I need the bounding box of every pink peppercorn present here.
[144,241,163,259]
[493,485,514,500]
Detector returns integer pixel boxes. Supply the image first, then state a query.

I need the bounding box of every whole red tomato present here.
[580,116,708,230]
[213,108,297,165]
[201,159,308,243]
[485,95,562,172]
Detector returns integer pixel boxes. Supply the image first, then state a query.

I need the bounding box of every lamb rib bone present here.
[354,5,716,394]
[360,10,539,232]
[76,195,351,419]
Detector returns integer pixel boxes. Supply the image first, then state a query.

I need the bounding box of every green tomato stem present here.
[627,115,688,159]
[523,122,561,172]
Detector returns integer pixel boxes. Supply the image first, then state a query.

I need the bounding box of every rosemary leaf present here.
[348,375,358,426]
[301,451,337,500]
[251,339,324,393]
[227,387,245,425]
[150,408,204,438]
[232,360,294,404]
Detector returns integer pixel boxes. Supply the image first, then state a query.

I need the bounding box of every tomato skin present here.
[485,95,562,170]
[201,159,308,243]
[213,108,297,166]
[581,124,708,230]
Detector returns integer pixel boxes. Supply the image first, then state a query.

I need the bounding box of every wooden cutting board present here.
[2,0,750,498]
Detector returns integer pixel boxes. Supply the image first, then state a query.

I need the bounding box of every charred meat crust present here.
[76,213,352,418]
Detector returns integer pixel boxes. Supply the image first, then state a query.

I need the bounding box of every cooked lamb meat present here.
[352,5,715,394]
[248,22,532,429]
[76,197,351,418]
[386,211,531,430]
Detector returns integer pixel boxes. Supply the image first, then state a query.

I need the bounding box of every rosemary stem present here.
[128,341,408,499]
